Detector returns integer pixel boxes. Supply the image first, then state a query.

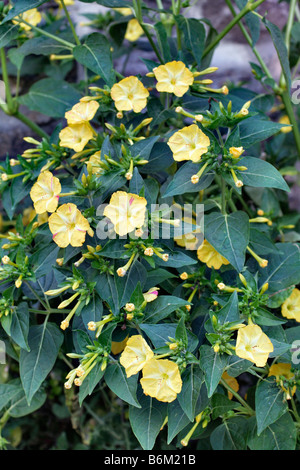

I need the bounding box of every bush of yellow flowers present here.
[0,0,300,451]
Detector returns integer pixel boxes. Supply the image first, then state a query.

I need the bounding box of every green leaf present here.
[8,388,47,418]
[105,363,141,408]
[129,390,167,450]
[204,211,249,272]
[257,243,300,293]
[199,345,229,397]
[9,303,30,351]
[177,365,204,421]
[210,417,248,450]
[0,23,19,48]
[225,356,252,377]
[239,118,285,148]
[2,0,48,23]
[263,19,291,94]
[175,16,206,66]
[163,162,214,197]
[248,412,297,450]
[73,33,115,86]
[238,156,290,192]
[217,291,240,324]
[31,244,60,277]
[249,228,280,255]
[167,400,191,444]
[19,78,81,118]
[20,322,63,405]
[80,0,132,6]
[154,22,172,62]
[0,382,22,412]
[79,363,105,405]
[255,379,288,435]
[211,393,238,420]
[143,296,190,323]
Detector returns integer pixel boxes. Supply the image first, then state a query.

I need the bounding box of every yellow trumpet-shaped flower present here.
[279,115,292,133]
[167,124,210,162]
[111,335,129,355]
[281,288,300,322]
[13,8,42,31]
[268,363,296,399]
[65,100,99,125]
[30,171,61,214]
[114,7,132,16]
[88,151,103,176]
[140,359,182,403]
[48,203,93,248]
[153,61,194,97]
[143,287,160,303]
[174,216,201,251]
[59,123,94,152]
[111,76,149,113]
[229,147,244,159]
[197,239,230,269]
[103,191,147,236]
[235,324,274,367]
[120,335,154,377]
[125,18,144,42]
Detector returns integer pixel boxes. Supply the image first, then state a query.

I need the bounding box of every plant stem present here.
[281,90,300,158]
[220,378,255,415]
[225,0,273,79]
[133,0,164,63]
[60,0,81,46]
[13,18,75,49]
[203,0,266,59]
[15,111,50,140]
[221,177,226,215]
[24,281,49,310]
[0,48,14,110]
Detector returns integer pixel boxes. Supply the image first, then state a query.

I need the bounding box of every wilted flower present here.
[197,239,230,269]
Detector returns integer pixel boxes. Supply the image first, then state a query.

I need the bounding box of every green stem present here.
[15,111,49,140]
[220,378,255,415]
[133,0,164,63]
[284,0,296,56]
[60,0,81,46]
[281,91,300,158]
[24,281,49,310]
[290,395,300,424]
[221,177,226,215]
[225,0,273,79]
[13,18,75,49]
[0,48,14,110]
[203,0,266,59]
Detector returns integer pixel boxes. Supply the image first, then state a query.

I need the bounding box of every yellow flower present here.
[59,123,94,152]
[279,115,292,133]
[221,371,239,400]
[30,171,61,214]
[197,239,230,269]
[140,359,182,403]
[120,335,154,377]
[174,216,201,251]
[143,287,160,303]
[103,191,147,236]
[153,61,194,97]
[235,324,274,367]
[88,151,103,176]
[48,203,93,248]
[65,100,99,125]
[281,288,300,322]
[13,8,42,31]
[110,76,149,113]
[114,7,132,16]
[229,146,244,159]
[125,18,144,42]
[111,335,129,355]
[55,0,75,5]
[268,363,296,399]
[167,124,210,162]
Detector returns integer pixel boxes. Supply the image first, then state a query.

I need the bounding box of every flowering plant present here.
[0,0,300,451]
